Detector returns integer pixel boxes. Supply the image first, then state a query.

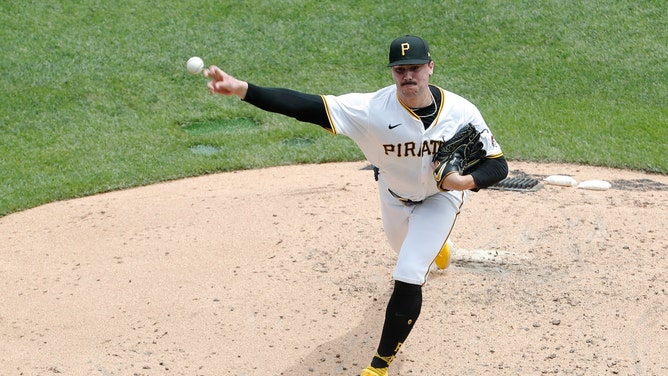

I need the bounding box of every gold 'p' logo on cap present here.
[401,43,410,56]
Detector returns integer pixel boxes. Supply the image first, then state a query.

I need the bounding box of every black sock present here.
[370,280,422,368]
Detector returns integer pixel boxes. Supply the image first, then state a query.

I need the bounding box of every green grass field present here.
[1,0,666,216]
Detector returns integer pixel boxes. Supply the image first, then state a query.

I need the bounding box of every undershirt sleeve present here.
[242,83,332,130]
[470,155,509,190]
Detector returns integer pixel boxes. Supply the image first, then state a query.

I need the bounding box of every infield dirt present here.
[1,161,666,375]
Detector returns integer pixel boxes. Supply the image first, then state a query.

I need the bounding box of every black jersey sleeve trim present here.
[320,95,338,135]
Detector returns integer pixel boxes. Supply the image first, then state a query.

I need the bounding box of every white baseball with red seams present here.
[186,56,204,75]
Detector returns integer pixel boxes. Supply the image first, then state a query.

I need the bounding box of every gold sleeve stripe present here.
[487,152,504,158]
[320,95,337,135]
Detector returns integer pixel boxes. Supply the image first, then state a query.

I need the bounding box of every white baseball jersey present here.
[323,84,502,201]
[322,84,503,284]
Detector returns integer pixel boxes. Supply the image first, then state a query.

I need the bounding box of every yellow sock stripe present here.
[375,352,395,366]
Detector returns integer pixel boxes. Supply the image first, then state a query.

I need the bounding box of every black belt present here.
[388,189,424,206]
[374,167,423,206]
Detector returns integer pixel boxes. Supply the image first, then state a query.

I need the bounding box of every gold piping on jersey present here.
[396,92,422,120]
[432,86,446,128]
[319,94,337,135]
[396,85,446,128]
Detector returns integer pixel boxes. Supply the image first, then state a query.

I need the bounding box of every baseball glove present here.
[433,124,487,190]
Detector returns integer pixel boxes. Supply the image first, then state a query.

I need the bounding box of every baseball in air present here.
[186,56,204,74]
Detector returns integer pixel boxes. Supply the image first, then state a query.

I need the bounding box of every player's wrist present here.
[439,173,476,191]
[236,81,249,99]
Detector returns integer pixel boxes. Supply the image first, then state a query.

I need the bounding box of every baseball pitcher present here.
[203,35,508,376]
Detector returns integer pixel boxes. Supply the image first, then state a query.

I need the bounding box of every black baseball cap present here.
[387,35,432,67]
